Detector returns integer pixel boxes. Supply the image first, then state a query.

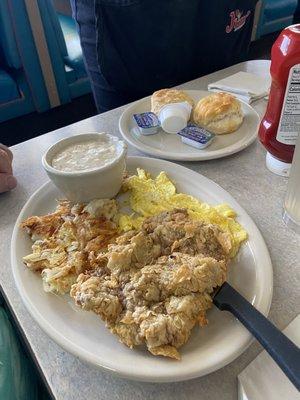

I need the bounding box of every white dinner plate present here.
[119,90,260,161]
[11,156,273,382]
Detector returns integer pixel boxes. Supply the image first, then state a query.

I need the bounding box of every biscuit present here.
[151,89,194,115]
[193,92,243,134]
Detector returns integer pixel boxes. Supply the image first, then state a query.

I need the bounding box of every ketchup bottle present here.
[258,24,300,176]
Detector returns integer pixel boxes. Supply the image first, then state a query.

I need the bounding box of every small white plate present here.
[119,90,260,161]
[11,156,273,382]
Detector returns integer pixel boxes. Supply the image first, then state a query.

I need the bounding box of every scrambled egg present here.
[118,169,247,257]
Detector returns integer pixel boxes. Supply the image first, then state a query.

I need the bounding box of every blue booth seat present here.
[0,0,91,123]
[0,69,19,103]
[256,0,298,39]
[0,69,35,123]
[264,0,297,22]
[39,0,91,104]
[0,0,52,123]
[58,13,87,80]
[43,1,85,82]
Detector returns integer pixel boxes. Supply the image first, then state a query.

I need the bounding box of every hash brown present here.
[21,199,118,294]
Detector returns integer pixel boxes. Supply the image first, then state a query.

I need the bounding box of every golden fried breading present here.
[142,208,231,259]
[70,209,229,359]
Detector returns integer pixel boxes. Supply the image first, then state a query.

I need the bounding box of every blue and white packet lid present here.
[178,123,215,149]
[133,112,160,135]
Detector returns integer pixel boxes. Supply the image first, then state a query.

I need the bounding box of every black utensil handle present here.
[213,282,300,391]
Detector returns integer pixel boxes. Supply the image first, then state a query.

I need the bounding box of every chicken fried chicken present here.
[70,209,230,359]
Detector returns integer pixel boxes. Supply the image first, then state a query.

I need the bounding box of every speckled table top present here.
[1,60,299,400]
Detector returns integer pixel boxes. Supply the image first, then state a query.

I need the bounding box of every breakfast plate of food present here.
[119,89,260,161]
[11,150,273,382]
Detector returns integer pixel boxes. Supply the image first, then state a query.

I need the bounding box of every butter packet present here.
[178,123,215,149]
[133,112,160,135]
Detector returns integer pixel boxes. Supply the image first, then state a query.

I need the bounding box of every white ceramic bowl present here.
[42,133,126,203]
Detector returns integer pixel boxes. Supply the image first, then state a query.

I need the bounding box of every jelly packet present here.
[178,123,215,149]
[133,112,160,135]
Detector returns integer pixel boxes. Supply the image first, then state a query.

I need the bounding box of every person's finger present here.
[0,144,13,162]
[0,173,17,193]
[0,149,12,174]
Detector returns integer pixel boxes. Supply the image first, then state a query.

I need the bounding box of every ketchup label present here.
[277,64,300,145]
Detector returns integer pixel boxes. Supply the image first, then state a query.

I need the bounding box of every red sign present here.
[226,9,251,33]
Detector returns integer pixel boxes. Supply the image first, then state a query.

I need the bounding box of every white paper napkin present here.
[238,314,300,400]
[208,71,271,104]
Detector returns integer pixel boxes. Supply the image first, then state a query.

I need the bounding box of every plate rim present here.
[119,90,260,161]
[11,156,273,382]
